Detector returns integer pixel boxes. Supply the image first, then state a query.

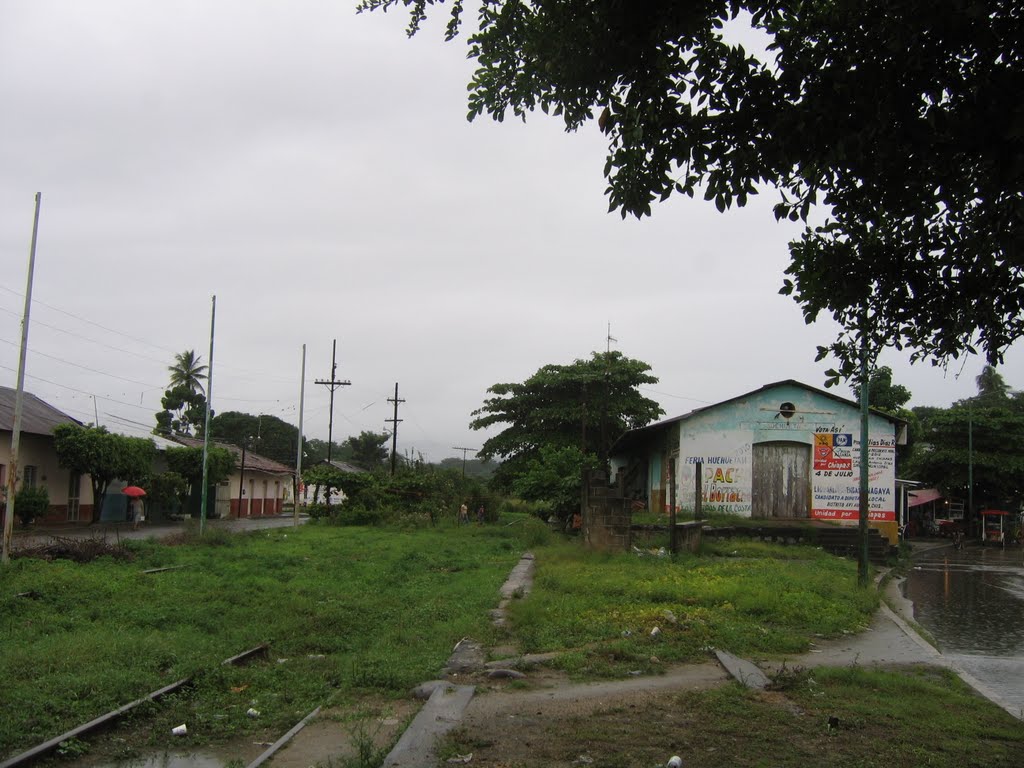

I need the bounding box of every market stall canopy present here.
[908,488,943,507]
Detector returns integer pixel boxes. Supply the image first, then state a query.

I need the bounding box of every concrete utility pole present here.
[452,446,478,478]
[199,295,216,535]
[294,343,306,526]
[314,339,351,464]
[386,383,405,477]
[2,193,41,566]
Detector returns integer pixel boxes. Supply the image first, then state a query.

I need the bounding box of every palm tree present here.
[168,349,208,395]
[975,365,1009,401]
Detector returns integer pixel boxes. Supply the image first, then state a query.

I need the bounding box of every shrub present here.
[305,503,330,520]
[14,485,49,526]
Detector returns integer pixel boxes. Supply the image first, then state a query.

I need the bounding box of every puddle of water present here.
[91,754,228,768]
[904,545,1024,713]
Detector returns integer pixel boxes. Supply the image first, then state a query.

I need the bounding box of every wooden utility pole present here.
[314,339,351,464]
[668,456,678,554]
[2,193,41,566]
[386,383,405,477]
[452,446,478,478]
[315,340,350,512]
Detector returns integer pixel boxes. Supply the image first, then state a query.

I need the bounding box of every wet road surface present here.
[903,543,1024,714]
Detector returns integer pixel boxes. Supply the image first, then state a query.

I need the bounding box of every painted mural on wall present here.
[679,433,753,515]
[671,387,896,521]
[811,425,895,521]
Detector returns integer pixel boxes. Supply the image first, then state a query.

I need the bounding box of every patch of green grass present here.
[0,524,531,757]
[509,541,877,677]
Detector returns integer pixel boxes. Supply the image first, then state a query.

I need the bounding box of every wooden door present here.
[752,441,811,519]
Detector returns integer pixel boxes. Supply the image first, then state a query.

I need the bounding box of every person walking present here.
[458,503,469,525]
[131,498,146,531]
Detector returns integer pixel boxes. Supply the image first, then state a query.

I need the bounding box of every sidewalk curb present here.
[881,586,1023,720]
[382,684,475,768]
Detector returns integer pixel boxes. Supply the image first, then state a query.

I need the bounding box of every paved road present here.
[10,513,308,549]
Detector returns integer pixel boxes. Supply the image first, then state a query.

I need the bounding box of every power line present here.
[0,282,181,357]
[0,281,306,387]
[0,305,173,367]
[0,337,164,388]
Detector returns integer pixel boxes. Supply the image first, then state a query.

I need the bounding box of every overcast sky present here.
[2,1,1021,463]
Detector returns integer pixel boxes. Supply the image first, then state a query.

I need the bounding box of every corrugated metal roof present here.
[0,386,80,435]
[325,459,366,474]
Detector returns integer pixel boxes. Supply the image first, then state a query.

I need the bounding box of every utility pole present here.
[294,343,306,527]
[601,322,616,469]
[452,446,478,479]
[968,399,974,525]
[3,192,41,566]
[314,339,351,465]
[199,295,217,535]
[857,326,871,587]
[386,383,405,477]
[315,339,350,512]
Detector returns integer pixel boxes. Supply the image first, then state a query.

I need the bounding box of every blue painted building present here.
[610,380,907,543]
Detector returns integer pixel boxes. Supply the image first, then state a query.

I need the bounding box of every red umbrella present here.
[122,486,147,498]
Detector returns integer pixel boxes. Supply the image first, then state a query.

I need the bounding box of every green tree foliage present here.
[303,438,342,466]
[471,351,663,498]
[362,0,1024,380]
[975,365,1011,402]
[851,366,912,415]
[301,463,353,506]
[53,425,157,524]
[211,412,301,467]
[146,471,188,516]
[437,456,496,480]
[164,445,235,516]
[155,350,210,436]
[341,431,391,471]
[511,444,596,520]
[154,385,207,437]
[168,349,208,395]
[907,371,1024,512]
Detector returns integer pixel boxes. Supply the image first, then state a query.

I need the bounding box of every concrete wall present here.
[582,470,632,552]
[1,431,95,524]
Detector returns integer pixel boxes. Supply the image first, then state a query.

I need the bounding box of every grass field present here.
[2,518,1018,766]
[0,521,539,758]
[508,537,878,677]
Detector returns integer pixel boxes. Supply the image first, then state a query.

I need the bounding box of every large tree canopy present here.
[361,0,1024,379]
[211,412,302,467]
[907,369,1024,513]
[340,431,391,471]
[53,425,156,524]
[471,351,663,493]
